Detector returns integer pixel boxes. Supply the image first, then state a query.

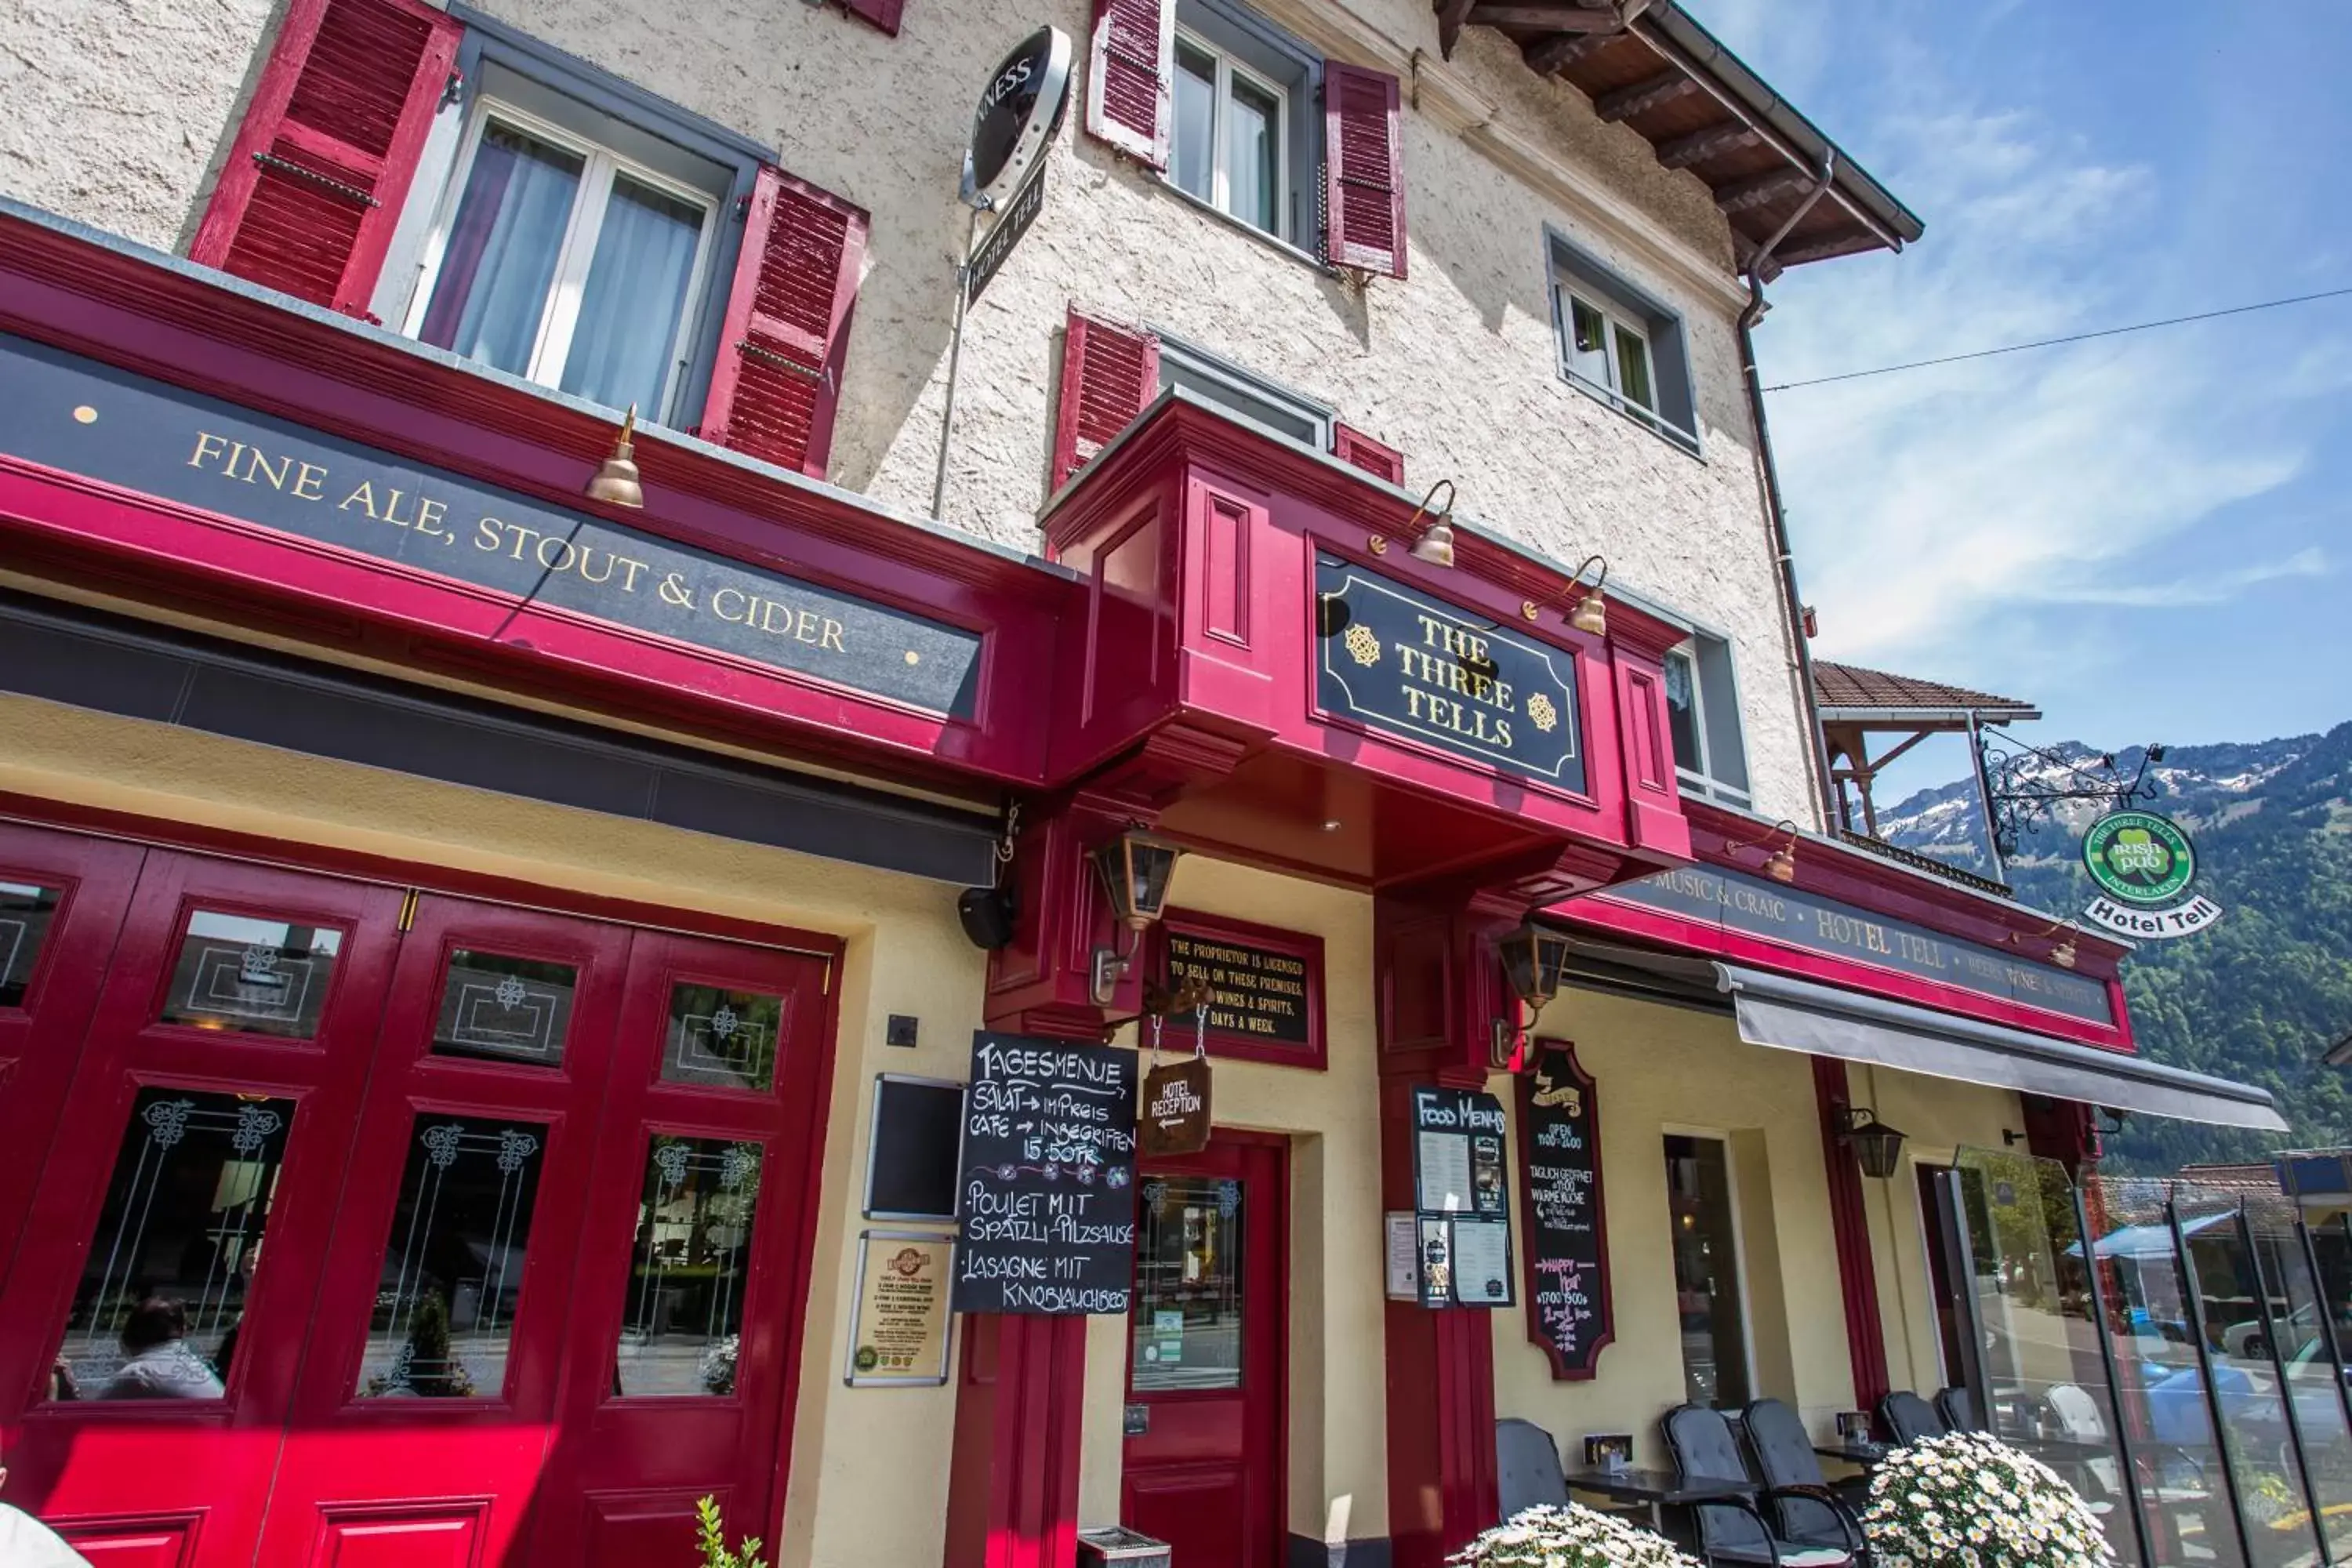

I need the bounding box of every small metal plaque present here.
[1123,1403,1149,1436]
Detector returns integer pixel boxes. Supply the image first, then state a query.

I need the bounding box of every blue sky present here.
[1697,1,2352,801]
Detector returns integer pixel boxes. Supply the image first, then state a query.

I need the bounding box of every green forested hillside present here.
[1993,723,2352,1171]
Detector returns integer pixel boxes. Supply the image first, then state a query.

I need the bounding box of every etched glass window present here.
[60,1087,294,1400]
[1131,1175,1245,1392]
[661,985,783,1092]
[358,1114,547,1399]
[432,951,578,1067]
[0,881,61,1009]
[159,910,343,1040]
[614,1136,764,1397]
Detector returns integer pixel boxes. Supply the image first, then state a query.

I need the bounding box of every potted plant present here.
[1450,1504,1700,1567]
[694,1496,767,1568]
[1860,1430,2114,1566]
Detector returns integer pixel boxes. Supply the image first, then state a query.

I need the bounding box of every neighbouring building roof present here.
[2327,1032,2352,1068]
[1437,0,1926,270]
[1813,660,2041,722]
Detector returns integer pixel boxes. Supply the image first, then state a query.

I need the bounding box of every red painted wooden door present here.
[0,847,406,1568]
[526,927,837,1566]
[253,892,637,1567]
[1123,1133,1288,1568]
[0,824,147,1298]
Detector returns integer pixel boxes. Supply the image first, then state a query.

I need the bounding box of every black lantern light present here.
[1837,1105,1907,1180]
[1491,923,1573,1071]
[1087,826,1184,1003]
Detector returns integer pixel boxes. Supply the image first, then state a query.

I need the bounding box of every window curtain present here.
[561,176,704,417]
[419,122,583,375]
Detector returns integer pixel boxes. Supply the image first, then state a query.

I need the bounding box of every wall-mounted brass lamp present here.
[1088,826,1183,1004]
[584,404,645,509]
[1727,818,1801,884]
[1370,479,1458,568]
[1519,554,1611,639]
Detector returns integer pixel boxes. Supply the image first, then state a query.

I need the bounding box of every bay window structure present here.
[1664,632,1752,808]
[1548,230,1700,454]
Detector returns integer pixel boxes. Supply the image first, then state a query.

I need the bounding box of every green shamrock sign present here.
[2082,810,2195,905]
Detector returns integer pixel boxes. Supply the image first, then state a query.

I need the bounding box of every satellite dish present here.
[960,26,1073,210]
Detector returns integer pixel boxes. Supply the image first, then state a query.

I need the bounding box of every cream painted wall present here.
[0,692,993,1568]
[0,0,1825,829]
[1855,1065,2024,1402]
[1087,852,1388,1548]
[1489,990,1861,1468]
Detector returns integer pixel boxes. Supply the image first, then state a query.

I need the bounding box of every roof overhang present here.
[1434,0,1924,272]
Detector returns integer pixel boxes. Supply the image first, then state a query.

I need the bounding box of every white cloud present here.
[2038,546,2329,608]
[1755,71,2319,672]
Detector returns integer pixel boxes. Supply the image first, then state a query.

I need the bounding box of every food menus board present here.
[1408,1084,1514,1308]
[1515,1040,1613,1378]
[950,1032,1138,1315]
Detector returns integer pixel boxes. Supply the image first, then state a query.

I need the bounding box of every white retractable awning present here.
[1715,964,2287,1133]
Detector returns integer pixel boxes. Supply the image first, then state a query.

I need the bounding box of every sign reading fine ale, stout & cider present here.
[1313,554,1585,793]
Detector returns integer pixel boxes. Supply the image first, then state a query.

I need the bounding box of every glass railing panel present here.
[2176,1183,2321,1568]
[2245,1193,2352,1562]
[1954,1146,2147,1567]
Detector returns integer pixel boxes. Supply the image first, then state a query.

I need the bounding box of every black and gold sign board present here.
[0,334,982,717]
[1314,553,1584,793]
[1164,931,1312,1048]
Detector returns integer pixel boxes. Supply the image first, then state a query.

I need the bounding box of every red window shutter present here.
[1051,308,1160,490]
[191,0,459,317]
[1085,0,1174,169]
[701,166,872,480]
[1323,63,1406,280]
[843,0,905,35]
[1334,423,1404,485]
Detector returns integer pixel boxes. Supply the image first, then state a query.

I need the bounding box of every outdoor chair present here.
[1878,1390,1947,1446]
[1661,1404,1857,1567]
[1497,1417,1572,1519]
[1742,1399,1871,1552]
[1935,1385,1980,1432]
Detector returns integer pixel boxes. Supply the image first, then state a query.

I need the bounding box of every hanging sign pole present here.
[928,25,1071,520]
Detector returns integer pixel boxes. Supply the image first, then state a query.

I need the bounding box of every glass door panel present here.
[1131,1174,1246,1393]
[2245,1195,2352,1563]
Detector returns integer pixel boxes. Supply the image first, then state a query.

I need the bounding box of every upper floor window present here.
[1156,331,1332,448]
[191,0,867,477]
[1549,232,1700,456]
[1665,632,1751,808]
[401,91,726,421]
[1171,26,1296,242]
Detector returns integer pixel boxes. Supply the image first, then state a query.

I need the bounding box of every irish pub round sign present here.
[1313,554,1585,793]
[2080,808,2223,938]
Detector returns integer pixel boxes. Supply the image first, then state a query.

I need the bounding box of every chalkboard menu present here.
[950,1032,1138,1315]
[1408,1084,1514,1308]
[1157,912,1325,1066]
[1515,1040,1612,1378]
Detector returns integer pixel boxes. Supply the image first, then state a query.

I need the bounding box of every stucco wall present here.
[1490,989,1860,1468]
[0,0,1824,829]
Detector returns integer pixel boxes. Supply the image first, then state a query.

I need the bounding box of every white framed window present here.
[1171,28,1292,241]
[1155,330,1333,448]
[1562,291,1659,425]
[1664,632,1751,807]
[398,93,721,423]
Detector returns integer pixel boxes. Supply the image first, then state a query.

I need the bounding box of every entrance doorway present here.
[0,822,836,1566]
[1123,1132,1287,1568]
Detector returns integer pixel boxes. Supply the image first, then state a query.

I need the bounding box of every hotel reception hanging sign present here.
[1314,553,1585,793]
[0,333,983,717]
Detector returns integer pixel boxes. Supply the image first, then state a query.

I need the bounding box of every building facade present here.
[0,2,2282,1567]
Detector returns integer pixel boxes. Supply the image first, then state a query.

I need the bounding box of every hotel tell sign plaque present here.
[1313,553,1585,793]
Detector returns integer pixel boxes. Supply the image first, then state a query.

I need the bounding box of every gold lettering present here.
[414,498,449,539]
[239,448,292,492]
[377,487,415,527]
[821,619,847,652]
[794,609,822,644]
[291,462,327,501]
[503,524,543,561]
[188,432,230,470]
[615,557,649,593]
[534,535,575,572]
[711,587,748,622]
[759,600,791,635]
[1496,717,1513,747]
[573,545,617,584]
[474,518,504,551]
[339,481,381,518]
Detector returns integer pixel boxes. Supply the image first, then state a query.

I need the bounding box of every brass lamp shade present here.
[1091,829,1182,931]
[1763,842,1797,884]
[1497,923,1573,1009]
[585,405,645,509]
[2050,935,2078,969]
[1839,1109,1907,1179]
[1568,590,1607,637]
[1408,519,1456,568]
